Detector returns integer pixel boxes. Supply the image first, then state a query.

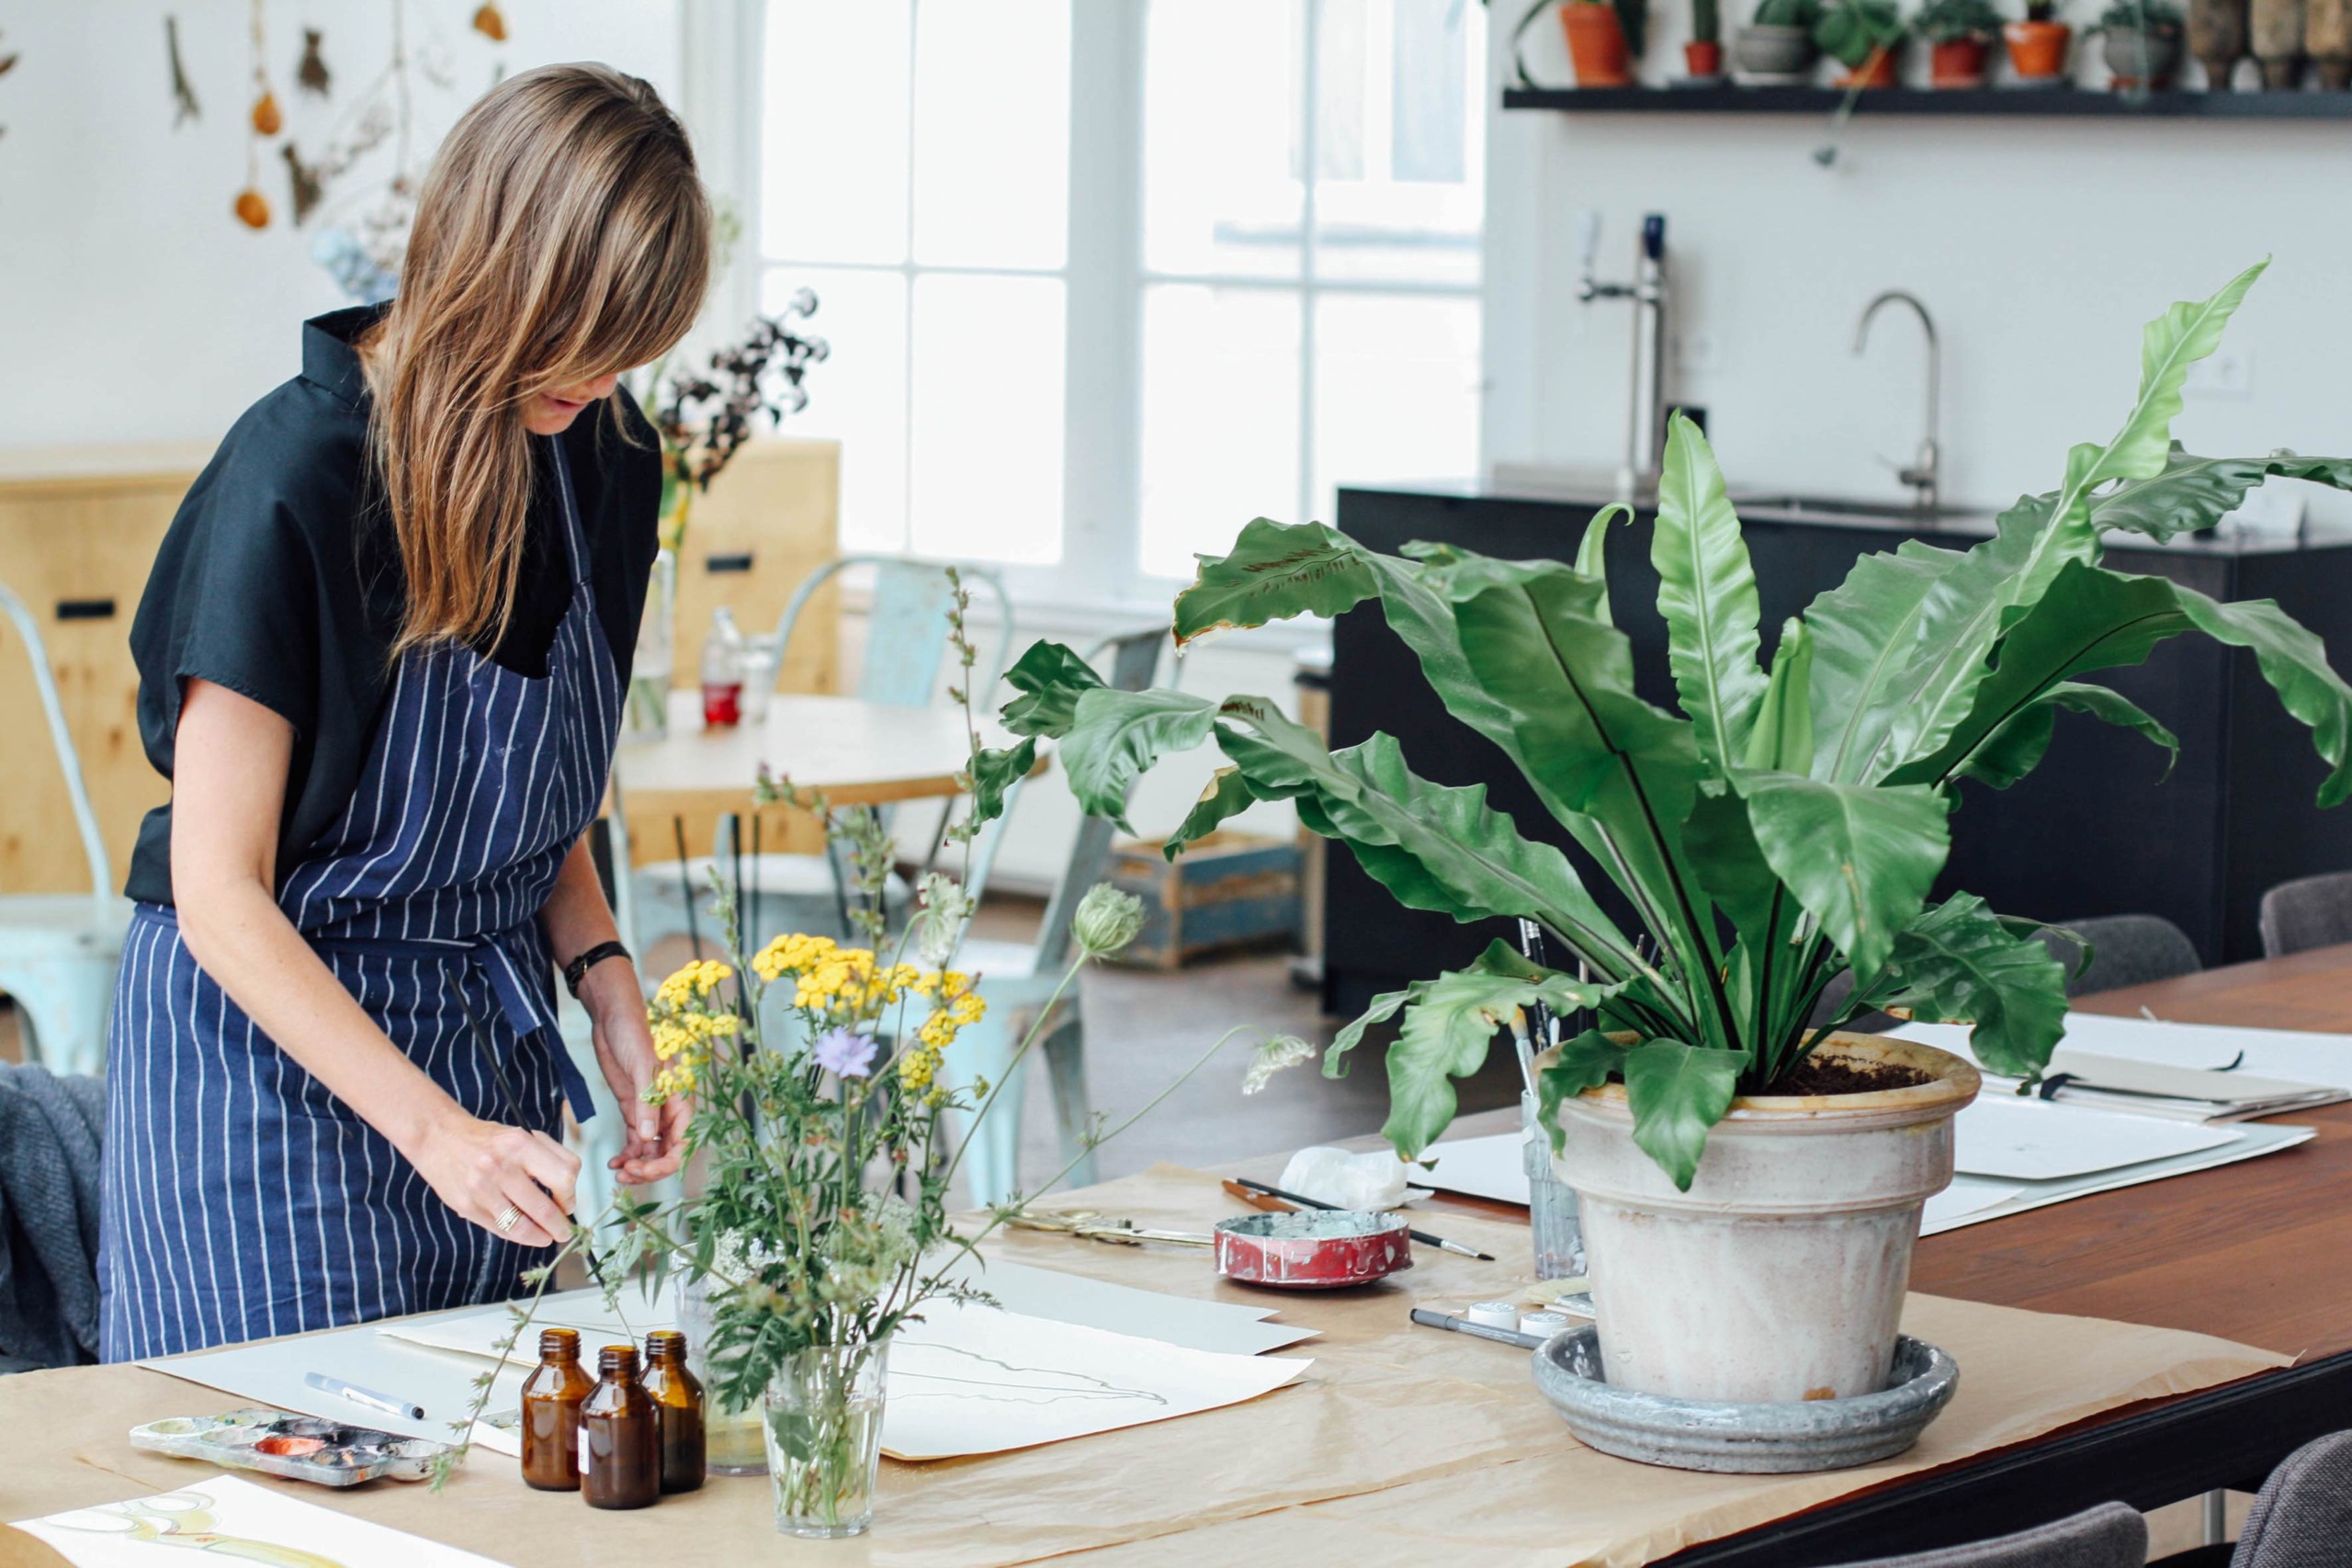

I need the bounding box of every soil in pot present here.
[1561,1,1635,85]
[1772,1055,1933,1094]
[1930,36,1993,82]
[2004,17,2076,77]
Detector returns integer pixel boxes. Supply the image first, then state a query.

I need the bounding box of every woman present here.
[99,64,711,1359]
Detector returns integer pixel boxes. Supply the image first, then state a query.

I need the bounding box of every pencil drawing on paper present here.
[893,1345,1170,1408]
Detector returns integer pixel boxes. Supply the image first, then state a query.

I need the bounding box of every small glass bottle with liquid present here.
[642,1330,707,1493]
[700,605,744,728]
[580,1344,662,1510]
[520,1327,594,1492]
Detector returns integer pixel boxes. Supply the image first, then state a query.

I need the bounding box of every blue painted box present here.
[1108,831,1302,970]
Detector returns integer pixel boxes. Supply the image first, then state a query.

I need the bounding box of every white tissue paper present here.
[1278,1145,1412,1211]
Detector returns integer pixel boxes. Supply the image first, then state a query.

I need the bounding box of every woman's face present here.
[522,371,623,435]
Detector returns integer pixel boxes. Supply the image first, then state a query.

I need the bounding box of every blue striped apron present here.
[99,440,616,1362]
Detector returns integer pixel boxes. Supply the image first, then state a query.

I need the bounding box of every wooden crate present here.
[1106,831,1301,970]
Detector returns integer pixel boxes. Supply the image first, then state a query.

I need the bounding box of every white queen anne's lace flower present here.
[1242,1033,1316,1095]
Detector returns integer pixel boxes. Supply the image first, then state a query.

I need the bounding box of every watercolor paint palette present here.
[130,1407,448,1486]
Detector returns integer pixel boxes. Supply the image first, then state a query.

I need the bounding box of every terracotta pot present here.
[1685,38,1726,77]
[1734,21,1821,74]
[2251,0,2304,84]
[1837,41,1904,84]
[1929,36,1993,84]
[2307,0,2352,84]
[1550,1034,1981,1404]
[2189,0,2249,84]
[2104,22,2184,84]
[1561,2,1635,86]
[2004,17,2075,77]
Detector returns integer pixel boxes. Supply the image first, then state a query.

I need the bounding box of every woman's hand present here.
[409,1110,582,1247]
[581,958,689,1185]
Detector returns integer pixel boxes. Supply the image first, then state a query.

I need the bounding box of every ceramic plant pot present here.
[1836,41,1905,84]
[2189,0,2249,83]
[1929,36,1993,83]
[1735,21,1820,75]
[2306,0,2352,85]
[1686,39,1726,77]
[2104,22,2184,83]
[1549,1033,1981,1404]
[1561,2,1636,85]
[2004,18,2076,78]
[2251,0,2304,84]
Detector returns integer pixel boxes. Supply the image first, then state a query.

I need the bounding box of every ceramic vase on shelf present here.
[2306,0,2352,84]
[1930,36,1994,83]
[2189,0,2249,82]
[678,1273,769,1476]
[1734,21,1820,74]
[2003,17,2075,80]
[623,547,676,744]
[2104,21,2184,83]
[2251,0,2304,83]
[763,1339,890,1540]
[1561,0,1636,85]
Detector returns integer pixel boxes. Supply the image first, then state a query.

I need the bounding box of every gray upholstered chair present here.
[2224,1429,2352,1566]
[1823,1501,2146,1567]
[2257,871,2352,959]
[2037,914,2202,997]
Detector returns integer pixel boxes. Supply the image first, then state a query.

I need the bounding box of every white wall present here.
[0,1,688,456]
[1484,23,2352,513]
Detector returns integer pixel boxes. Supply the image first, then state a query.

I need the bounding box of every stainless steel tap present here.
[1853,289,1940,513]
[1577,211,1670,503]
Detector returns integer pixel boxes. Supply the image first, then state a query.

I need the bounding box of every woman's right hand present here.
[410,1110,582,1247]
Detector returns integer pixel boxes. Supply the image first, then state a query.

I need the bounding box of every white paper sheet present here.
[933,1255,1317,1353]
[1953,1094,2241,1179]
[1893,1014,2352,1097]
[15,1474,507,1568]
[143,1318,526,1449]
[1920,1121,2314,1235]
[1919,1177,2025,1231]
[1407,1132,1532,1206]
[881,1299,1309,1461]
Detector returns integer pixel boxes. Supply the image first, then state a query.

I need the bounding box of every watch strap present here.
[562,940,632,998]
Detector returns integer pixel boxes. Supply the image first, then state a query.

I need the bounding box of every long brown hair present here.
[361,63,711,654]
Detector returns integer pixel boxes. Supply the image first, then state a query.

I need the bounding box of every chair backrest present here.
[2038,913,2202,998]
[2233,1428,2352,1566]
[1819,1501,2145,1568]
[2258,871,2352,960]
[771,555,1016,710]
[1029,625,1170,972]
[0,583,112,919]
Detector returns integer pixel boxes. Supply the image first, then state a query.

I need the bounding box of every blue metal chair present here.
[0,583,130,1077]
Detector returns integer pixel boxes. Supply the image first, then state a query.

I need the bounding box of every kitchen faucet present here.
[1853,289,1940,513]
[1577,211,1669,504]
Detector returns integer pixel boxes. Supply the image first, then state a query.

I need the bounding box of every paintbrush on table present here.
[1223,1178,1496,1262]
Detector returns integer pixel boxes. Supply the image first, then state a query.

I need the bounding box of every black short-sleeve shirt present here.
[124,303,662,906]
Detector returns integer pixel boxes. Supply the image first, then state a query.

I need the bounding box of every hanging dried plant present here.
[297,28,330,96]
[165,17,200,126]
[234,188,271,229]
[471,4,509,42]
[0,30,14,141]
[252,91,281,135]
[281,143,323,224]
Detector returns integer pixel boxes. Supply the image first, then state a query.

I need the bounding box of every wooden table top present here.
[613,691,996,808]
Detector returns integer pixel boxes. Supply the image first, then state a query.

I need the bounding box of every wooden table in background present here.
[1355,944,2352,1563]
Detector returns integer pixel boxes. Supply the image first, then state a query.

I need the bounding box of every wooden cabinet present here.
[0,437,840,897]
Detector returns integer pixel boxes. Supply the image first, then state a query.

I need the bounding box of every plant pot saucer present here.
[1532,1326,1960,1473]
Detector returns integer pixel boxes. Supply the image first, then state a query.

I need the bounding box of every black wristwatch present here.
[562,940,632,998]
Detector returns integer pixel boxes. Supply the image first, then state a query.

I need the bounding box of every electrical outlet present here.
[2186,349,2253,400]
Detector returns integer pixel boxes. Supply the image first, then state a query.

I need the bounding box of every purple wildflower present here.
[813,1027,877,1078]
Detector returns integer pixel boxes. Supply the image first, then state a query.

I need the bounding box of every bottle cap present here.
[645,1330,686,1359]
[1464,1301,1519,1331]
[539,1327,581,1358]
[1518,1311,1571,1338]
[597,1344,640,1378]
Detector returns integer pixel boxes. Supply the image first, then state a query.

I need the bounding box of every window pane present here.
[909,274,1067,565]
[763,267,909,554]
[912,0,1071,268]
[1139,286,1302,579]
[1310,0,1485,286]
[1311,292,1480,524]
[763,1,912,265]
[1144,1,1304,279]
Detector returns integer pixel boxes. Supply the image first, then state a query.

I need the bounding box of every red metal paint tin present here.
[1214,1210,1414,1290]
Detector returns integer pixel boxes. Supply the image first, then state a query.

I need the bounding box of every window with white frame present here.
[760,0,1485,602]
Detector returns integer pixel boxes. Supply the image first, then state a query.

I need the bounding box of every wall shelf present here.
[1501,84,2352,116]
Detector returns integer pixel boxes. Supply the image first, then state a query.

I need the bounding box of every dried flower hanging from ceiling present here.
[297,28,331,96]
[0,31,15,141]
[233,0,275,227]
[165,17,200,126]
[471,5,509,43]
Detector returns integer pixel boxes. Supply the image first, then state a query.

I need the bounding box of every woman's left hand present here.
[581,961,689,1184]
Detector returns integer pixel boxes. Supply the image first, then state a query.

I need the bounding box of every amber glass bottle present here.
[581,1344,661,1509]
[642,1330,707,1493]
[520,1327,594,1492]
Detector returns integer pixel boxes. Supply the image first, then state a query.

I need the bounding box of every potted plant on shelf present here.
[1816,0,1910,82]
[999,263,2352,1427]
[1560,0,1643,85]
[1736,0,1826,76]
[1689,0,1729,78]
[2095,0,2188,83]
[1918,0,2006,81]
[2005,0,2076,81]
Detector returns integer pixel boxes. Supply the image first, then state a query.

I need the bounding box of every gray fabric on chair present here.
[2257,872,2352,959]
[2228,1430,2352,1567]
[2038,914,2202,997]
[1822,1501,2146,1567]
[0,1062,107,1372]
